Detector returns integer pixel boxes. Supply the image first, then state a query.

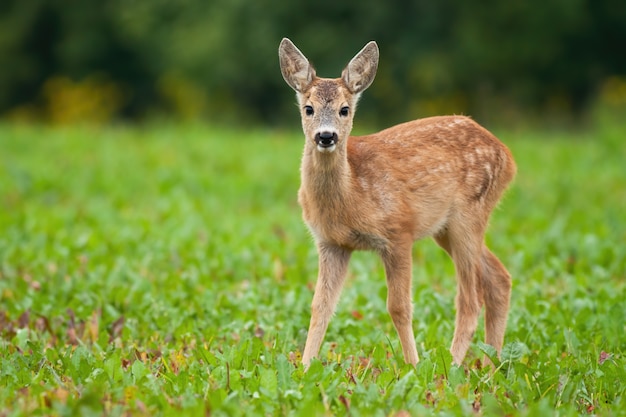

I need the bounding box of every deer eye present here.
[304,105,314,116]
[339,106,349,117]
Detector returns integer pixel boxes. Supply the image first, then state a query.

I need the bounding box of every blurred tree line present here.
[1,0,625,127]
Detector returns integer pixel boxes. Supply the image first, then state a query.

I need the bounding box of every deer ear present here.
[279,38,316,93]
[341,41,379,94]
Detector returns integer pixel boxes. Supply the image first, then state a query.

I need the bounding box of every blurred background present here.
[1,0,625,129]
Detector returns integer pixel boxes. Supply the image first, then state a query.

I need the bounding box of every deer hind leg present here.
[381,244,419,365]
[434,223,484,365]
[302,244,352,367]
[480,246,511,358]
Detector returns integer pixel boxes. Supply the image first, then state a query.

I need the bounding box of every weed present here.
[0,123,624,415]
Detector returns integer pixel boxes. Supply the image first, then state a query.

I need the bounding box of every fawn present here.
[278,38,516,367]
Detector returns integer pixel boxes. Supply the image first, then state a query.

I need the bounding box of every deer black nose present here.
[315,131,338,148]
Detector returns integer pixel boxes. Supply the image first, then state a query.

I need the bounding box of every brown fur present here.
[279,38,516,367]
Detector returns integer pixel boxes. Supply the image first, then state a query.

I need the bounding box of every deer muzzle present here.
[315,131,338,152]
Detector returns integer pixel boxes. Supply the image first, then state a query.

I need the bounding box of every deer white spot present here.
[447,118,466,128]
[317,144,336,153]
[428,162,454,175]
[475,147,495,159]
[484,163,493,177]
[358,177,370,191]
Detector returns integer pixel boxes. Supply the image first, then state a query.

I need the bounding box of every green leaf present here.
[501,342,530,363]
[477,341,501,368]
[259,366,278,399]
[276,354,292,391]
[131,359,150,382]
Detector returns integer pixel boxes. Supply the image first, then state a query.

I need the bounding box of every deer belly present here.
[306,219,389,252]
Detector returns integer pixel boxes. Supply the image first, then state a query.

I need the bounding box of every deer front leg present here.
[382,245,419,365]
[302,244,352,367]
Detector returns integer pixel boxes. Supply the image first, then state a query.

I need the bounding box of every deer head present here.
[279,38,379,153]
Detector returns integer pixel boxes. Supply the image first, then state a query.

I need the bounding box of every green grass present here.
[0,121,625,416]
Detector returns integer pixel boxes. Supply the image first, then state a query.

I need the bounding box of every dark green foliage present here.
[1,0,625,124]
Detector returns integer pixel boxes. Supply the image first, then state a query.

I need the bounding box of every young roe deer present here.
[278,38,516,367]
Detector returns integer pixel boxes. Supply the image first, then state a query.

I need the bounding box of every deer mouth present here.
[315,132,338,152]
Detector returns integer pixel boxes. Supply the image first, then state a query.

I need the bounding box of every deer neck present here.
[301,141,353,202]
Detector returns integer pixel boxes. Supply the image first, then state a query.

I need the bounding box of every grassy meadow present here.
[0,121,625,416]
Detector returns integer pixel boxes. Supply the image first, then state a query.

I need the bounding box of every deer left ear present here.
[342,41,379,94]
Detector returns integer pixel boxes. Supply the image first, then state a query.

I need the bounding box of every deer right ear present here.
[342,41,379,94]
[279,38,316,93]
